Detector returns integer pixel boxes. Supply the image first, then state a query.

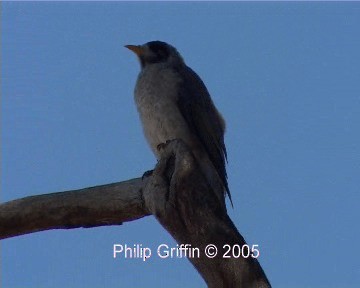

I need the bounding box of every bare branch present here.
[144,139,271,287]
[1,139,271,287]
[0,179,150,239]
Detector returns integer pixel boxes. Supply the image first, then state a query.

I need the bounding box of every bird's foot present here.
[142,169,154,180]
[156,140,172,152]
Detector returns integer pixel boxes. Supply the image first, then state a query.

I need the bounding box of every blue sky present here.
[2,2,360,287]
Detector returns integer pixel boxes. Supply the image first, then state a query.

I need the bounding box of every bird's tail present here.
[198,158,233,210]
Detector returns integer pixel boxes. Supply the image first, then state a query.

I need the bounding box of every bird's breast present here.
[134,66,190,158]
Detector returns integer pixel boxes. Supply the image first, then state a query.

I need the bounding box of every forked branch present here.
[0,140,271,287]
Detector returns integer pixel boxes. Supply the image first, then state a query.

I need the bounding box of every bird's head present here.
[125,41,184,69]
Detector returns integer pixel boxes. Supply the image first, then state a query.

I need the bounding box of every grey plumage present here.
[125,41,233,209]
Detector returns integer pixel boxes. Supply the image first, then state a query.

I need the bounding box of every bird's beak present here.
[125,45,144,57]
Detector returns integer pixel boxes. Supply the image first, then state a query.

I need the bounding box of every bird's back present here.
[176,65,232,206]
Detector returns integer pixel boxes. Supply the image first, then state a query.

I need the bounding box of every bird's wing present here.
[176,66,233,205]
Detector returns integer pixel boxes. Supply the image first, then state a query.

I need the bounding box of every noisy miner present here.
[125,41,233,209]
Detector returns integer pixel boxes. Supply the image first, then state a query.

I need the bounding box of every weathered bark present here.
[143,140,271,288]
[0,179,149,239]
[0,139,271,287]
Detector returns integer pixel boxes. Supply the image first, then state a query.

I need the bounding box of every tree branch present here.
[0,179,150,239]
[1,139,271,287]
[143,140,271,287]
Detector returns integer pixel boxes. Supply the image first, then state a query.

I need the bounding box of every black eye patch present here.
[147,41,170,61]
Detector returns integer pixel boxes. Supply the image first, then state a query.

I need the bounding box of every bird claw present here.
[157,140,172,152]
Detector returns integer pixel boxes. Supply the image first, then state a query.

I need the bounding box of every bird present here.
[125,41,233,210]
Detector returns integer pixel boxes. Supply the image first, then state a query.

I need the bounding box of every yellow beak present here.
[124,45,144,57]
